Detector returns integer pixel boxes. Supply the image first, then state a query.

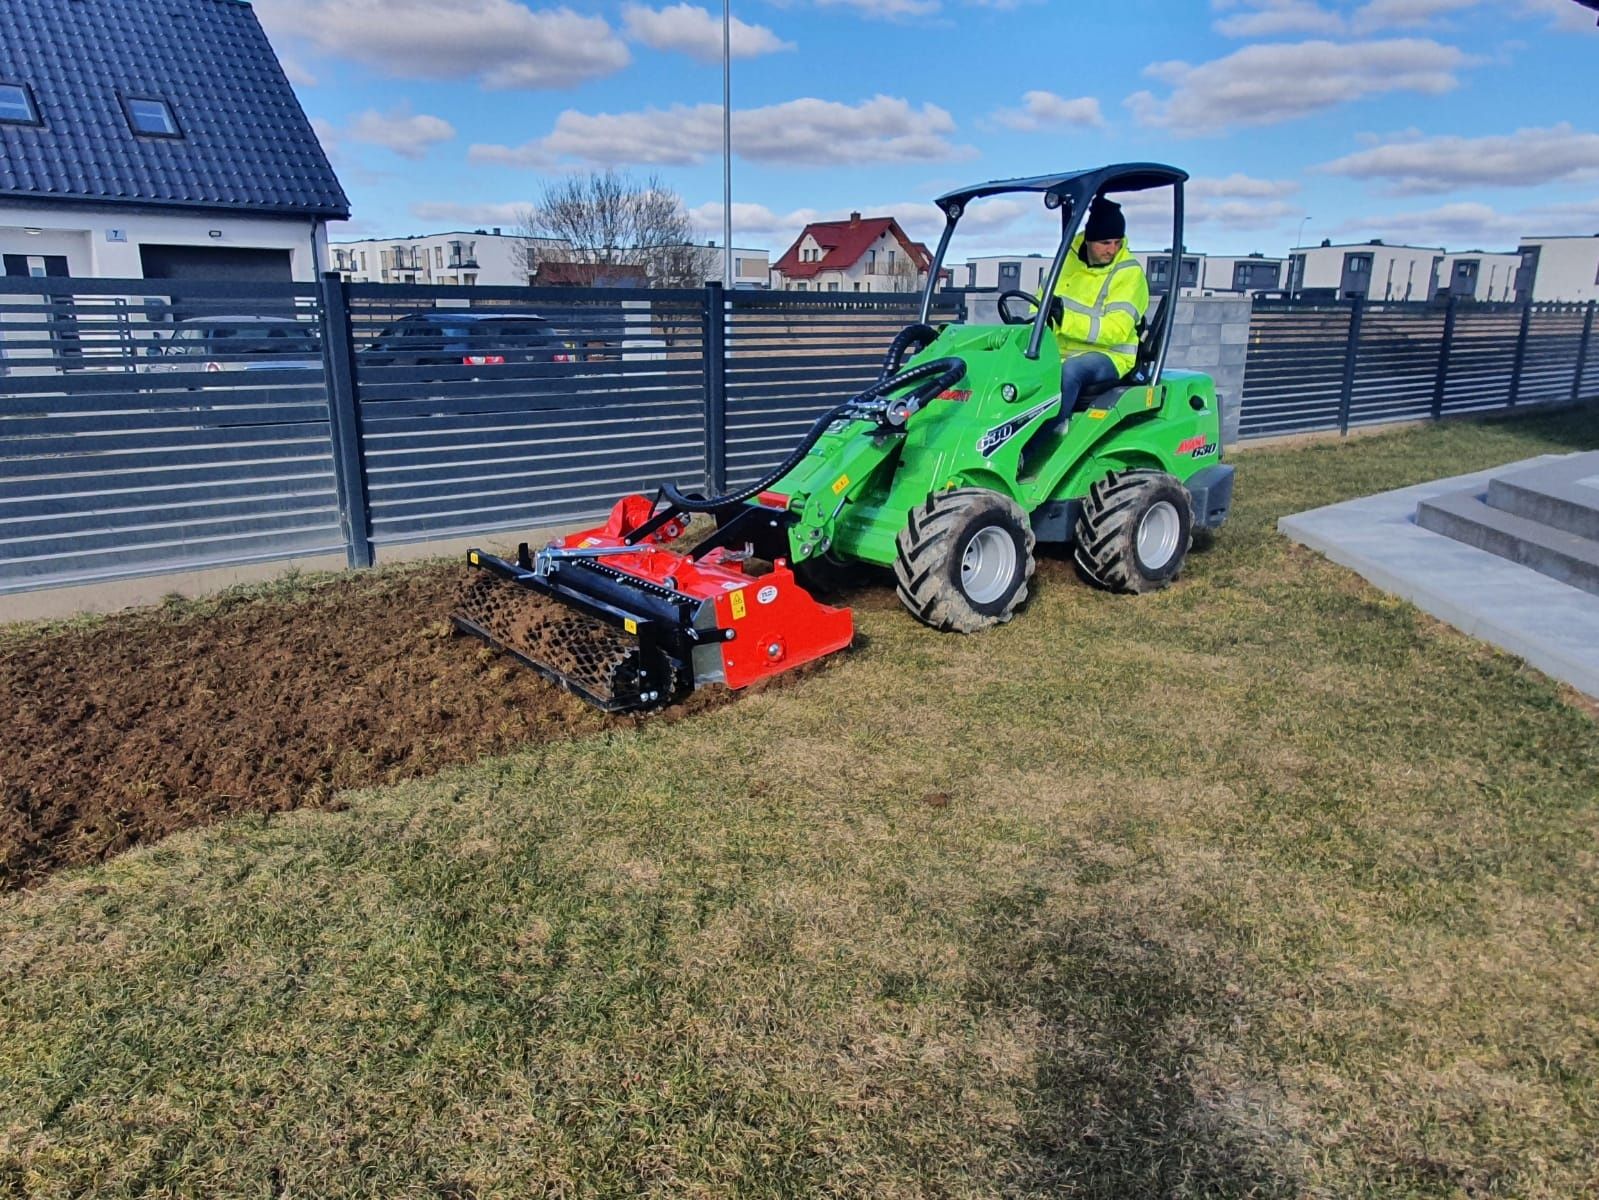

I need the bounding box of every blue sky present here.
[255,0,1599,259]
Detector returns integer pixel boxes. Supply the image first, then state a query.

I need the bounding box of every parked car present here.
[141,315,321,374]
[359,312,581,368]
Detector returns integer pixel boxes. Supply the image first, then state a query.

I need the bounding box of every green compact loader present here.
[456,163,1235,710]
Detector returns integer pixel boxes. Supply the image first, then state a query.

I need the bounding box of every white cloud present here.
[1120,174,1304,235]
[475,95,975,169]
[988,91,1105,132]
[1332,197,1599,246]
[1320,123,1599,193]
[1211,0,1345,37]
[1517,0,1599,32]
[252,0,630,89]
[410,201,533,227]
[622,4,793,60]
[1126,39,1472,135]
[310,117,343,165]
[280,57,318,87]
[815,0,941,18]
[346,107,457,159]
[1351,0,1481,33]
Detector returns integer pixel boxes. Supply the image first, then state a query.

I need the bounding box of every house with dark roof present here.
[771,213,932,293]
[0,0,347,282]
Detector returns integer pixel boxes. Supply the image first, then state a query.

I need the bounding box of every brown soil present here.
[0,565,756,891]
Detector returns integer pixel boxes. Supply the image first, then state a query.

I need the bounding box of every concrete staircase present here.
[1415,452,1599,596]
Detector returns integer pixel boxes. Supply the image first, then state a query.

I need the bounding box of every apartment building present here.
[1433,252,1523,302]
[1515,236,1599,303]
[330,230,552,286]
[1199,254,1284,296]
[1288,240,1443,302]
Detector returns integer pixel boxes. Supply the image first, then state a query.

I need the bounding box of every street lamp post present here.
[1292,216,1311,295]
[722,0,732,289]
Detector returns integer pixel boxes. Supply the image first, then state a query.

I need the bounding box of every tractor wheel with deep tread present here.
[793,549,856,597]
[894,488,1036,632]
[1073,469,1193,594]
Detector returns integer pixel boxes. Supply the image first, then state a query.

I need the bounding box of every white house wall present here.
[0,203,325,280]
[1522,238,1599,303]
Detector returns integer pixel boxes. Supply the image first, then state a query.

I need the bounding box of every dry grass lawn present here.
[2,405,1598,1198]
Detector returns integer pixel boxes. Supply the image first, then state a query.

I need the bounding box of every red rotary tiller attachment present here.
[452,494,853,713]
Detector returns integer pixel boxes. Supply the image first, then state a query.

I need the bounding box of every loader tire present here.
[793,549,856,598]
[1073,469,1192,594]
[894,488,1035,633]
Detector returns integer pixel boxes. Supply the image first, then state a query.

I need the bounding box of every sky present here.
[254,0,1599,262]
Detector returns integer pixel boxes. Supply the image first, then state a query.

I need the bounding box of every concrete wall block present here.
[1219,321,1250,345]
[1183,343,1222,367]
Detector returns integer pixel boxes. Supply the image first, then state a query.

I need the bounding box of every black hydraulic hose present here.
[660,355,966,513]
[881,322,938,381]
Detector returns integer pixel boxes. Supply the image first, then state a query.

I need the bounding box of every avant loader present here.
[453,163,1235,712]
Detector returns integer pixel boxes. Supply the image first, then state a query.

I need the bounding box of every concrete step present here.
[1414,489,1599,597]
[1485,453,1599,541]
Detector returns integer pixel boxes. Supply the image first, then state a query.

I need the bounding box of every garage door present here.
[139,244,294,281]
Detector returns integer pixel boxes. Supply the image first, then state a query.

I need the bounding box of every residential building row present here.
[328,230,771,289]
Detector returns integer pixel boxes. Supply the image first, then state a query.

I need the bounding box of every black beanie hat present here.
[1084,197,1126,241]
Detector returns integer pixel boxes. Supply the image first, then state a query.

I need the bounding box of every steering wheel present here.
[997,290,1041,325]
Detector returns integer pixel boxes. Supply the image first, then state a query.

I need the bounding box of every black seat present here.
[1076,292,1168,405]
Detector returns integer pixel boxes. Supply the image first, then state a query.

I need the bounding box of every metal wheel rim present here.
[1136,500,1182,570]
[961,526,1017,604]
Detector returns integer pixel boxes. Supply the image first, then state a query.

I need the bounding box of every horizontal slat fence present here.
[344,282,710,547]
[0,277,342,595]
[1240,298,1597,438]
[2,274,1594,605]
[724,291,966,490]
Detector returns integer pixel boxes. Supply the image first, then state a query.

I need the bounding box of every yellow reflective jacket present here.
[1040,236,1149,377]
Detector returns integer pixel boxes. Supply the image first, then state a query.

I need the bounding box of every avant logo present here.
[976,397,1058,458]
[1176,434,1217,458]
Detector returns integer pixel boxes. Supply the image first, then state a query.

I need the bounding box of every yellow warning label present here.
[730,590,747,620]
[1087,408,1110,420]
[469,551,480,565]
[831,474,850,496]
[1145,387,1156,408]
[624,618,638,634]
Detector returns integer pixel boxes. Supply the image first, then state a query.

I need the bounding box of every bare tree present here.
[518,170,702,288]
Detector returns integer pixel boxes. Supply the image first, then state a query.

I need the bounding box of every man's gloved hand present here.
[1046,295,1064,329]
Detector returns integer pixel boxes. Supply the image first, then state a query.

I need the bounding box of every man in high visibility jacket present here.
[1034,196,1149,439]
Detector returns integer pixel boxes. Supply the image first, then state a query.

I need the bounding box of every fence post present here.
[316,271,373,569]
[1337,297,1364,436]
[703,280,727,495]
[1507,299,1532,409]
[1431,295,1457,421]
[1574,301,1595,404]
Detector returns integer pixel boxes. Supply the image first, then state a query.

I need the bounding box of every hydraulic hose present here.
[660,352,967,513]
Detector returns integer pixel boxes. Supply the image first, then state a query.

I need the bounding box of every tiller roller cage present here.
[453,495,853,712]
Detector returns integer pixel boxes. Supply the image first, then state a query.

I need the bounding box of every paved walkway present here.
[1279,454,1599,700]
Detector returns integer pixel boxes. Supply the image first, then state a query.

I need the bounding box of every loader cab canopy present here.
[932,163,1188,219]
[920,162,1189,382]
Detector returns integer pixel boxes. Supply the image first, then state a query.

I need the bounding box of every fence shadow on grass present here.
[968,883,1297,1199]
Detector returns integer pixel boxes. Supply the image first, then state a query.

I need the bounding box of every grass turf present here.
[2,407,1597,1198]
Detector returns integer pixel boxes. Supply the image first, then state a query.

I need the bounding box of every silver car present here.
[141,315,321,374]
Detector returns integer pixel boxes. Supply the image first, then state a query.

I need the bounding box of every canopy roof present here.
[934,163,1187,216]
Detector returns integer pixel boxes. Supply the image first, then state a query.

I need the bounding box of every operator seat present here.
[1076,292,1169,406]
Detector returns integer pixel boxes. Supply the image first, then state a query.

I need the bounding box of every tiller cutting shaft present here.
[453,495,853,712]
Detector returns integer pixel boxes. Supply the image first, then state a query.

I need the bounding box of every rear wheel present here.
[1073,469,1192,593]
[894,488,1036,632]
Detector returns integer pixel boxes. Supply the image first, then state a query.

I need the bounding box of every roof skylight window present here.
[0,83,40,126]
[124,96,181,138]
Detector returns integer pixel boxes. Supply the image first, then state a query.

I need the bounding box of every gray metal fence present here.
[1,274,1594,601]
[1240,298,1596,439]
[0,277,343,595]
